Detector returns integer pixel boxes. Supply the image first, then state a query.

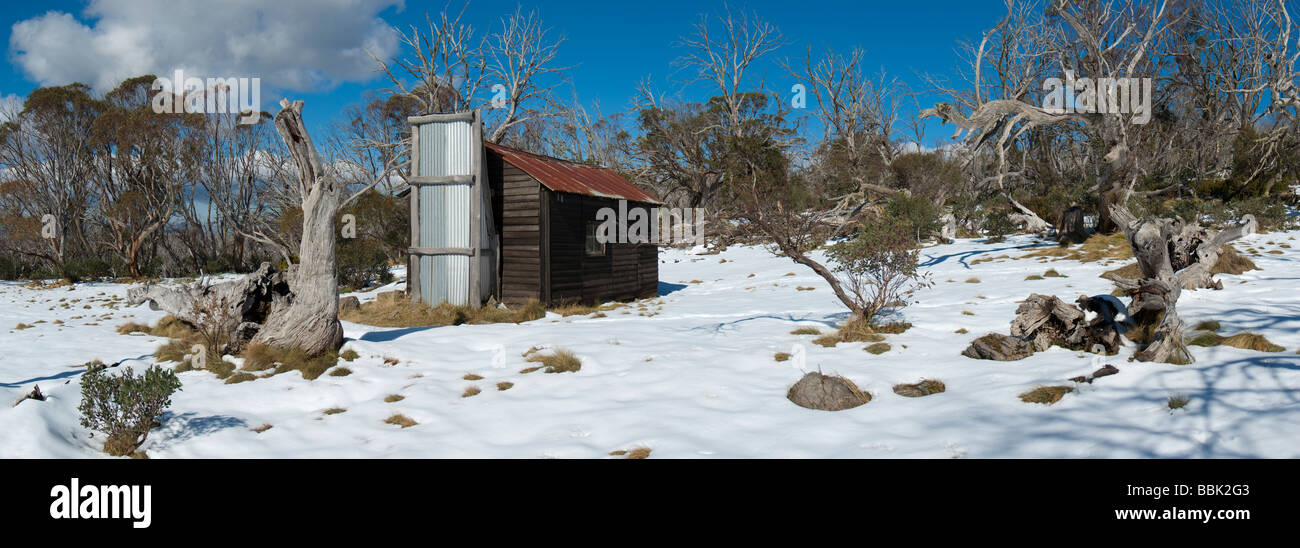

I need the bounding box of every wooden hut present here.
[486,142,660,305]
[405,111,659,308]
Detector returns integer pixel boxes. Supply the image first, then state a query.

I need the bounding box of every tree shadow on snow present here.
[147,411,248,450]
[0,354,152,388]
[919,241,1055,270]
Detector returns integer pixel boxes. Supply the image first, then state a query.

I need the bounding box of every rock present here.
[1091,364,1119,379]
[787,372,871,411]
[339,296,360,312]
[961,333,1034,361]
[893,379,946,398]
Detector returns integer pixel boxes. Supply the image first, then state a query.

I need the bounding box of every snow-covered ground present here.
[2,230,1299,458]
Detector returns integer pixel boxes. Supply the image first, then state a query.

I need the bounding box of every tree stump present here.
[1058,206,1087,245]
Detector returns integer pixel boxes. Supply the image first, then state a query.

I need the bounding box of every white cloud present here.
[8,0,402,93]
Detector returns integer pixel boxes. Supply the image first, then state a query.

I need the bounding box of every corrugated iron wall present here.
[416,119,474,306]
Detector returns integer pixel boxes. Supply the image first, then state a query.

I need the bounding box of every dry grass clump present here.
[864,343,891,354]
[225,372,258,384]
[339,349,360,362]
[774,352,791,362]
[522,348,582,373]
[462,386,481,398]
[385,413,417,428]
[1019,385,1073,405]
[812,317,888,347]
[497,381,514,391]
[148,315,199,339]
[1189,332,1284,352]
[1211,246,1258,275]
[1025,274,1045,280]
[341,297,546,327]
[1168,394,1190,410]
[463,373,484,380]
[384,394,405,403]
[1193,320,1221,332]
[893,379,947,397]
[322,408,346,415]
[1024,233,1132,263]
[611,447,652,459]
[239,343,339,380]
[14,323,34,330]
[329,367,352,377]
[251,424,273,433]
[789,326,822,335]
[954,328,969,334]
[1043,268,1067,278]
[115,322,152,335]
[965,277,981,283]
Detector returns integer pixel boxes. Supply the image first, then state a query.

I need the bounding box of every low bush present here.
[78,364,182,456]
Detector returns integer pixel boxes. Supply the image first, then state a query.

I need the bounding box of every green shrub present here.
[980,209,1019,243]
[826,218,928,322]
[78,364,182,456]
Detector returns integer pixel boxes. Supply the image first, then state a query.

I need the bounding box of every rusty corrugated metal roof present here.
[485,142,660,204]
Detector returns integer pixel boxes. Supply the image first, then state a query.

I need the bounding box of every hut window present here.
[585,222,606,256]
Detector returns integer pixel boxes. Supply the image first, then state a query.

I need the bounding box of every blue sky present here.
[1,0,1006,146]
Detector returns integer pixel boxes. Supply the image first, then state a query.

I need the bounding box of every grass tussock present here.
[149,315,198,339]
[955,328,969,334]
[239,343,339,380]
[385,413,417,428]
[1019,385,1073,405]
[497,381,514,391]
[812,317,891,347]
[341,297,546,327]
[463,373,484,380]
[1168,394,1190,410]
[1211,246,1258,275]
[14,323,34,330]
[523,348,582,373]
[329,367,352,377]
[1188,332,1285,352]
[339,349,360,361]
[251,424,273,433]
[1193,320,1221,332]
[965,277,981,283]
[115,322,151,335]
[864,342,891,354]
[384,394,405,403]
[1025,275,1044,280]
[462,386,481,398]
[789,326,822,335]
[322,408,346,415]
[1043,268,1067,278]
[774,352,791,362]
[224,372,258,384]
[1025,232,1132,263]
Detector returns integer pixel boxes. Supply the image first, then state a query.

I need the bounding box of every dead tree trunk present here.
[129,100,401,359]
[248,100,344,356]
[1106,204,1256,363]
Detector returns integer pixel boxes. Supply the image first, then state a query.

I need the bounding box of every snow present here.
[2,230,1299,458]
